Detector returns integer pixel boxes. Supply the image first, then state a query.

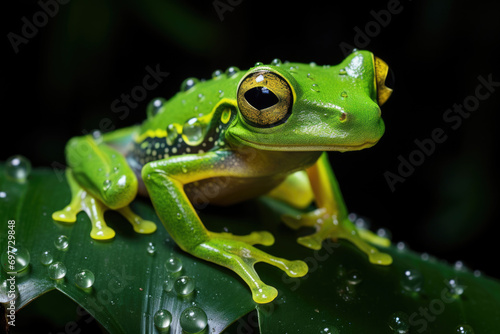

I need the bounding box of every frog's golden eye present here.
[374,57,393,106]
[237,70,293,127]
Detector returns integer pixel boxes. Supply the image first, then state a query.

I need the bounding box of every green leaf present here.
[2,164,500,333]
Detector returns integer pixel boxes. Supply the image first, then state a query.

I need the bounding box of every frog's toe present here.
[212,230,275,246]
[297,234,323,250]
[52,208,77,223]
[132,220,157,234]
[368,250,393,265]
[281,208,326,230]
[253,285,278,304]
[90,224,116,240]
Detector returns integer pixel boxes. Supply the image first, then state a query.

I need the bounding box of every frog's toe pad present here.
[132,220,157,234]
[297,235,323,251]
[52,209,77,223]
[91,226,116,240]
[368,251,393,265]
[285,260,308,277]
[252,285,278,304]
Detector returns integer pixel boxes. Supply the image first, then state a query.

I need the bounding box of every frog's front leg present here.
[141,150,308,303]
[52,133,157,239]
[282,153,393,265]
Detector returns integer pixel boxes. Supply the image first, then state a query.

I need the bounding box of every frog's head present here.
[227,50,393,152]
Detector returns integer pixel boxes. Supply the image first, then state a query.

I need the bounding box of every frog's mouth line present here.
[233,136,378,152]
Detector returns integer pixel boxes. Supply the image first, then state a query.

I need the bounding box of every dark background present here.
[3,0,499,280]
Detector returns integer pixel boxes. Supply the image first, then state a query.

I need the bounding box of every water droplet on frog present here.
[388,312,410,333]
[254,61,264,67]
[396,242,407,251]
[446,278,466,296]
[309,61,317,67]
[473,270,482,277]
[271,58,282,66]
[339,68,347,75]
[376,227,392,240]
[401,269,423,293]
[0,191,6,199]
[176,212,182,220]
[341,91,348,98]
[48,262,67,280]
[154,309,172,330]
[289,65,299,72]
[40,250,54,265]
[181,77,200,92]
[354,217,370,230]
[197,93,205,101]
[218,89,224,98]
[211,69,223,79]
[225,66,239,78]
[346,270,362,285]
[454,260,465,271]
[5,155,31,183]
[165,256,183,273]
[54,235,69,251]
[163,277,174,292]
[146,242,156,255]
[180,306,208,333]
[420,253,430,261]
[307,73,314,80]
[75,269,95,289]
[175,276,195,296]
[103,179,112,191]
[166,124,178,146]
[311,83,320,92]
[147,98,166,117]
[1,244,30,273]
[183,118,204,145]
[455,324,475,334]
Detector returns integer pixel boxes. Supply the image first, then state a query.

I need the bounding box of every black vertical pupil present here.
[244,87,279,110]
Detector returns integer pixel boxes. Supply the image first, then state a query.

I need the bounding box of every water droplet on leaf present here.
[175,276,195,296]
[154,309,172,330]
[75,269,95,289]
[54,235,69,251]
[5,155,31,183]
[180,306,208,333]
[48,262,67,280]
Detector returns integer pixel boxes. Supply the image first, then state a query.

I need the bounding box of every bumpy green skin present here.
[53,50,392,304]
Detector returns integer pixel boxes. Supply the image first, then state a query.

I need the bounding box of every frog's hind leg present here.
[52,134,156,239]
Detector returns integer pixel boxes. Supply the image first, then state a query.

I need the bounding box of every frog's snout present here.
[374,57,393,106]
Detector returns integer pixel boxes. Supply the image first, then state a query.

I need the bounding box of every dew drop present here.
[311,83,320,92]
[225,66,239,78]
[165,257,183,273]
[40,250,54,266]
[271,58,282,66]
[181,77,200,92]
[340,91,348,98]
[163,277,174,292]
[396,242,407,251]
[154,309,172,330]
[346,270,362,285]
[197,93,205,101]
[183,118,204,145]
[339,68,347,75]
[388,311,410,333]
[218,89,224,98]
[147,98,166,118]
[1,244,30,273]
[175,275,195,296]
[309,61,317,67]
[54,235,69,251]
[180,306,208,333]
[75,269,95,289]
[211,69,223,79]
[254,61,264,67]
[166,124,179,146]
[146,242,156,255]
[446,278,466,296]
[376,227,392,240]
[176,212,182,220]
[48,262,67,280]
[401,269,423,293]
[5,155,31,183]
[455,324,475,334]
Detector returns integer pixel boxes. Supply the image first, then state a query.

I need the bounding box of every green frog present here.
[53,50,393,303]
